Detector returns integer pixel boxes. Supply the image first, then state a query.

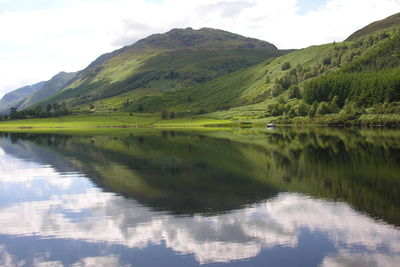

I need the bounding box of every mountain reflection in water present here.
[0,128,399,266]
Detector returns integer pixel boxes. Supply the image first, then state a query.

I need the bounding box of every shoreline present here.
[1,123,400,130]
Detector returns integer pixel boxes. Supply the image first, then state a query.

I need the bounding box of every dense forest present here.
[261,29,400,125]
[304,31,400,106]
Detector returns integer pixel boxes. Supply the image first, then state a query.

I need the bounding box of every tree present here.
[271,84,284,97]
[288,85,301,99]
[379,32,389,40]
[308,102,318,118]
[316,102,331,115]
[10,107,17,118]
[281,61,291,71]
[47,104,52,113]
[287,106,297,118]
[138,104,144,112]
[52,102,60,112]
[268,103,285,116]
[323,56,332,65]
[161,110,168,119]
[329,95,340,113]
[297,102,308,116]
[122,99,131,108]
[60,102,67,111]
[34,105,42,115]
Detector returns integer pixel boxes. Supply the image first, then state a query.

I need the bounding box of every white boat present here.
[266,123,277,128]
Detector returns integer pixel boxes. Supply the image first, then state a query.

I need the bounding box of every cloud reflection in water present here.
[0,138,399,266]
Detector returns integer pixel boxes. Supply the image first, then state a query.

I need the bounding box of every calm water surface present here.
[0,128,399,266]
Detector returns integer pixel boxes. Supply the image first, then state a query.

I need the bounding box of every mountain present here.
[118,13,400,125]
[0,81,45,114]
[346,12,400,41]
[18,71,76,110]
[38,27,288,109]
[0,72,76,114]
[3,13,400,125]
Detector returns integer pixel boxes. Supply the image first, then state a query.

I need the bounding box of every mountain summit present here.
[132,27,277,50]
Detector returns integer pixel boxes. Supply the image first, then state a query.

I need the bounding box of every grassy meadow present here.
[0,112,232,129]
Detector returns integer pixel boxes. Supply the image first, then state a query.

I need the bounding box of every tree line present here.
[303,68,400,107]
[0,102,71,121]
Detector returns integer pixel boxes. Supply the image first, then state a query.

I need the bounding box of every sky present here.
[0,0,400,97]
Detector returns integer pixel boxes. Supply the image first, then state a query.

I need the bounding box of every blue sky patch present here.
[297,0,327,15]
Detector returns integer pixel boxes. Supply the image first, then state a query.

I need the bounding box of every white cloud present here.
[0,192,399,264]
[0,151,76,190]
[72,255,123,267]
[0,0,400,96]
[0,245,25,267]
[321,251,400,267]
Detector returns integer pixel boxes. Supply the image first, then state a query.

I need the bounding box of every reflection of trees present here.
[0,132,72,147]
[255,128,400,226]
[2,131,278,215]
[2,128,400,226]
[83,133,279,215]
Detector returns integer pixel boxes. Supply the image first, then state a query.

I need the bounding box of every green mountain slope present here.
[19,71,76,110]
[125,43,335,114]
[346,12,400,41]
[40,28,288,108]
[121,13,400,125]
[0,81,45,114]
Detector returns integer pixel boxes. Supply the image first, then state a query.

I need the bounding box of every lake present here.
[0,128,399,266]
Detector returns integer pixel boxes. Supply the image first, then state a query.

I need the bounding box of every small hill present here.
[0,81,45,114]
[346,12,400,41]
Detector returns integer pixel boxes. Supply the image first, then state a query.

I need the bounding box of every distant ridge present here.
[0,82,45,114]
[346,12,400,41]
[18,71,77,110]
[0,71,76,113]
